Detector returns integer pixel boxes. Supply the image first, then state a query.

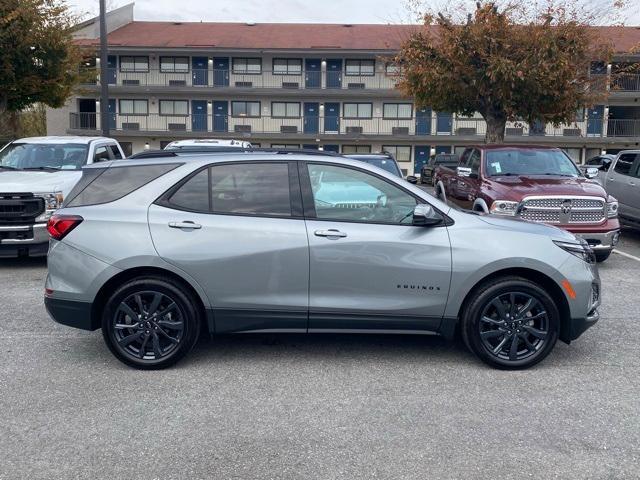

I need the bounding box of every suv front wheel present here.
[461,276,559,369]
[102,277,200,369]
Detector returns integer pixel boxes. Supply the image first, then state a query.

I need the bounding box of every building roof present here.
[74,21,640,53]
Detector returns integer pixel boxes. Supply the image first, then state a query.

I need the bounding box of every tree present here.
[0,0,83,135]
[395,1,613,143]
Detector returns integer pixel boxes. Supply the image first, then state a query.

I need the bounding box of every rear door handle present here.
[168,221,202,230]
[314,229,347,238]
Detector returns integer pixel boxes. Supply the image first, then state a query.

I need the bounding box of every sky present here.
[67,0,640,25]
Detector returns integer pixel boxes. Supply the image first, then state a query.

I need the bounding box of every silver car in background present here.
[44,151,600,370]
[604,150,640,229]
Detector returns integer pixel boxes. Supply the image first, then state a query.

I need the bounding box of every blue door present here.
[107,55,117,85]
[416,107,432,135]
[326,59,342,88]
[191,100,207,132]
[213,101,228,132]
[192,57,208,86]
[587,105,604,136]
[436,112,452,134]
[304,102,319,134]
[305,59,321,88]
[107,99,116,130]
[414,146,430,175]
[324,103,340,132]
[323,144,339,153]
[435,146,451,154]
[213,57,229,87]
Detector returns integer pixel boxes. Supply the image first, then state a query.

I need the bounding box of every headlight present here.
[607,200,618,218]
[490,200,519,216]
[553,239,596,264]
[35,192,64,221]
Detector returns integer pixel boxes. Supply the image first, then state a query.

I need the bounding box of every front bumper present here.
[45,296,98,331]
[0,223,49,257]
[573,229,620,251]
[569,308,600,341]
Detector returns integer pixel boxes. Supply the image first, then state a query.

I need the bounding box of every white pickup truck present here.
[0,136,126,257]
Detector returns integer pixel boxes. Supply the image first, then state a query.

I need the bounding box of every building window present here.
[271,144,300,149]
[342,145,371,154]
[343,103,373,119]
[385,62,403,76]
[383,104,413,119]
[159,100,188,116]
[273,58,302,75]
[232,58,262,74]
[272,102,301,118]
[231,101,261,117]
[345,59,375,76]
[160,56,189,73]
[119,56,149,72]
[382,145,411,162]
[119,99,148,115]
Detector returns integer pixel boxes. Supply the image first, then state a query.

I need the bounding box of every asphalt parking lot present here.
[1,234,639,479]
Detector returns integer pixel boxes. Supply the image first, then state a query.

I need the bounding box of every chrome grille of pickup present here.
[520,196,606,225]
[0,193,45,225]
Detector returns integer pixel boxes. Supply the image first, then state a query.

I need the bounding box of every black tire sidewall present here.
[595,250,612,262]
[463,278,560,369]
[101,277,200,369]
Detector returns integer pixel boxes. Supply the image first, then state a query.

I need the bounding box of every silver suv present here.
[44,151,601,370]
[604,150,640,228]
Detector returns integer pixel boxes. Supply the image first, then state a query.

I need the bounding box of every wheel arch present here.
[435,180,447,203]
[91,266,211,336]
[472,198,489,213]
[456,267,572,344]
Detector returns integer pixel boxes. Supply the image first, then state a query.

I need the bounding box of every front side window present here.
[119,99,148,115]
[273,58,302,75]
[382,145,411,163]
[307,163,417,224]
[0,143,88,170]
[345,59,375,76]
[343,103,372,119]
[232,58,262,74]
[383,104,413,119]
[159,100,188,116]
[159,56,189,73]
[93,146,110,162]
[272,102,301,118]
[614,153,640,178]
[467,149,481,174]
[484,149,581,177]
[120,56,149,72]
[231,101,260,117]
[109,145,123,160]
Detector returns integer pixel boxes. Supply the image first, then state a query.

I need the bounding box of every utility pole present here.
[99,0,110,136]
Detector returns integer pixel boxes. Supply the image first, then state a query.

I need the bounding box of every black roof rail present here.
[128,147,344,160]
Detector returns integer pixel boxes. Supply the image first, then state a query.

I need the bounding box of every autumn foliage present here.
[395,1,612,143]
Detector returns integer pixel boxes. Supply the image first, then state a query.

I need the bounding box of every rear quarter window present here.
[65,164,180,207]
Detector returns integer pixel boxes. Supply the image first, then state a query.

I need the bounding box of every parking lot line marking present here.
[613,249,640,262]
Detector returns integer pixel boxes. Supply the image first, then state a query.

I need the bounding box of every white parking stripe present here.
[613,249,640,262]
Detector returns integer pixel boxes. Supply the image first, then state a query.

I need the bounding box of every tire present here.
[595,250,612,262]
[461,276,559,369]
[101,276,201,369]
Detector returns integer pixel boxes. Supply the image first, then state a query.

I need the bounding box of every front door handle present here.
[314,229,347,239]
[168,221,202,230]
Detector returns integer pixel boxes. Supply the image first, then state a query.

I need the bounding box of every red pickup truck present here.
[434,145,620,262]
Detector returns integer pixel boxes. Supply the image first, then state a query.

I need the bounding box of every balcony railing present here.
[83,68,401,90]
[69,112,640,138]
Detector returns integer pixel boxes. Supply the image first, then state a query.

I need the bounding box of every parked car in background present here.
[45,150,600,370]
[603,150,640,229]
[0,136,125,257]
[421,153,459,185]
[435,145,620,262]
[163,139,253,151]
[343,152,418,184]
[583,154,615,172]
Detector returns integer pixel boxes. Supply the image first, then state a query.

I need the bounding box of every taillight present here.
[47,215,83,240]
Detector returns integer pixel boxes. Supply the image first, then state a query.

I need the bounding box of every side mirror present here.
[406,175,418,184]
[585,167,599,179]
[457,166,472,177]
[412,204,442,226]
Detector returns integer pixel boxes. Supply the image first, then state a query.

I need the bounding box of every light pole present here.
[99,0,110,136]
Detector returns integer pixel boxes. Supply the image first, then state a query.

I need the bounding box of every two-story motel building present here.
[46,3,640,175]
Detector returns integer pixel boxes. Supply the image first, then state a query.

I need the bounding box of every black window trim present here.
[272,57,303,75]
[119,55,149,73]
[344,59,376,77]
[156,160,304,220]
[232,57,263,75]
[159,56,190,73]
[231,100,261,118]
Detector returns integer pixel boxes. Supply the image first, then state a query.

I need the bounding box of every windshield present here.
[0,143,88,170]
[485,149,581,177]
[358,158,401,176]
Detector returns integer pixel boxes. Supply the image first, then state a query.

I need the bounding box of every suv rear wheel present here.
[101,277,200,369]
[461,276,559,369]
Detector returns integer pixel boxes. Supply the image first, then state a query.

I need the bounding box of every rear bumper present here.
[0,223,49,257]
[45,296,99,331]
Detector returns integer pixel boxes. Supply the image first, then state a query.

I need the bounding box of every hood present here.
[487,175,606,200]
[0,170,82,196]
[477,213,577,242]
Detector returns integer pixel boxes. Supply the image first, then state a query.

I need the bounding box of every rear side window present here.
[66,164,180,207]
[109,145,123,160]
